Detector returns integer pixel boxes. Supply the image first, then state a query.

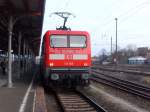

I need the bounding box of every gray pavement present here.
[0,68,36,112]
[0,83,29,112]
[0,79,7,87]
[0,69,7,87]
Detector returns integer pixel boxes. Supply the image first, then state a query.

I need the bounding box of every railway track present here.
[92,66,150,76]
[35,86,107,112]
[54,89,107,112]
[91,69,150,100]
[93,64,150,71]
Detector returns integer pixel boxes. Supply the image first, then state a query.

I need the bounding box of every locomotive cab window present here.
[70,36,86,48]
[50,35,86,48]
[50,35,67,47]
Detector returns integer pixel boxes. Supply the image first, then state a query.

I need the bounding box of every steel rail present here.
[53,89,107,112]
[92,66,150,76]
[91,70,150,100]
[76,90,107,112]
[92,69,150,91]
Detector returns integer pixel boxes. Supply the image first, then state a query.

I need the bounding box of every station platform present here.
[0,75,7,87]
[0,68,37,112]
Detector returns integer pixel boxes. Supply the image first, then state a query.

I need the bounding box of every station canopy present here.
[0,0,45,55]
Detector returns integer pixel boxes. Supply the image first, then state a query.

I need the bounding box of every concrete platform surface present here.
[0,71,36,112]
[0,79,7,87]
[0,81,35,112]
[0,74,7,87]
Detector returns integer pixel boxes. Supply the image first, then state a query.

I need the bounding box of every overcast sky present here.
[42,0,150,56]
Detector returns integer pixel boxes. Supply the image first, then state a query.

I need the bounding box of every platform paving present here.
[0,68,37,112]
[0,79,7,87]
[0,71,7,87]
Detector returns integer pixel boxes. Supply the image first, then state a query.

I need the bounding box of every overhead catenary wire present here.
[92,0,150,55]
[119,2,150,23]
[63,0,71,10]
[93,0,145,32]
[94,0,150,33]
[118,0,149,19]
[93,0,150,50]
[57,0,71,11]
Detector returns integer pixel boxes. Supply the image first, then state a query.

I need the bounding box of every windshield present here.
[70,36,86,47]
[50,35,67,47]
[50,35,86,48]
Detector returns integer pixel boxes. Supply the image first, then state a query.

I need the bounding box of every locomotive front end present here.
[43,30,91,86]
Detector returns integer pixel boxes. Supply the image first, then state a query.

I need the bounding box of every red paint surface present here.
[43,30,91,67]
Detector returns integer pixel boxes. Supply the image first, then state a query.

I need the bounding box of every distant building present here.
[145,53,150,64]
[92,56,98,61]
[145,53,150,59]
[137,47,148,56]
[128,56,146,64]
[92,56,99,64]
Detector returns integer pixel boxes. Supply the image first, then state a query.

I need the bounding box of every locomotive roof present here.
[45,30,90,36]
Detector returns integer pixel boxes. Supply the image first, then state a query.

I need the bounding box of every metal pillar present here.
[28,48,30,71]
[28,49,31,70]
[115,18,118,65]
[31,52,34,66]
[18,32,22,78]
[8,16,13,88]
[23,40,26,74]
[111,36,112,55]
[25,45,28,72]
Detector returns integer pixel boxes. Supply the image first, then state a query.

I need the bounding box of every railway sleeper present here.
[65,107,96,111]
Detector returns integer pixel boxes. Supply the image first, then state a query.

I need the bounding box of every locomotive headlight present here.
[82,73,89,80]
[51,73,59,80]
[84,63,88,66]
[49,63,54,66]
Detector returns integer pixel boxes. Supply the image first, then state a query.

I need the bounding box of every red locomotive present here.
[40,12,91,86]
